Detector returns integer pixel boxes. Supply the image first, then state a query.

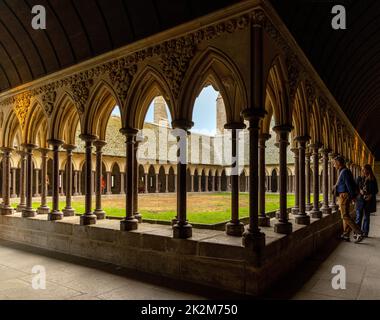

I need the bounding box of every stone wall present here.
[0,212,342,296]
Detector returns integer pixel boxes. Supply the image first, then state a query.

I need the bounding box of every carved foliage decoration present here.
[158,37,197,98]
[14,92,32,129]
[286,55,300,100]
[42,90,57,116]
[109,60,138,104]
[305,79,316,108]
[158,14,250,98]
[71,79,94,115]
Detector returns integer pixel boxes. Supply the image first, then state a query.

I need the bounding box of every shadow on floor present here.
[0,239,248,300]
[258,237,342,300]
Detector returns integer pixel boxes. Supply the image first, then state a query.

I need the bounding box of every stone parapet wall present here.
[0,212,341,296]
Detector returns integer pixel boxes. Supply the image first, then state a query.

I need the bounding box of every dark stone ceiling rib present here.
[0,0,379,159]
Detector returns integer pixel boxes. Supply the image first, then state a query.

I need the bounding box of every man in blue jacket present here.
[333,156,364,243]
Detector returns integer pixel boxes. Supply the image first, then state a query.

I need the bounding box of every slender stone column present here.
[1,148,14,215]
[73,171,79,196]
[11,168,17,198]
[59,170,65,196]
[77,171,82,195]
[134,139,142,223]
[295,136,311,225]
[174,174,177,193]
[47,140,64,221]
[92,171,96,195]
[258,133,271,227]
[165,174,169,193]
[305,150,312,211]
[120,171,125,195]
[79,134,97,225]
[106,172,112,195]
[273,126,293,234]
[155,173,159,193]
[310,143,322,219]
[17,151,27,212]
[62,144,76,217]
[93,140,106,219]
[38,148,50,215]
[205,174,209,192]
[240,110,266,248]
[190,175,194,192]
[198,174,201,193]
[291,146,299,215]
[34,169,40,197]
[144,173,148,193]
[22,144,37,218]
[321,148,332,215]
[329,152,339,212]
[172,120,193,239]
[226,125,245,236]
[120,128,138,231]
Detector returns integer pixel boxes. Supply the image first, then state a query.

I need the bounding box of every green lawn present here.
[11,193,321,225]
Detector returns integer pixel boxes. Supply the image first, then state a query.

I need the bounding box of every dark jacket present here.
[364,178,379,214]
[336,167,357,199]
[356,176,366,211]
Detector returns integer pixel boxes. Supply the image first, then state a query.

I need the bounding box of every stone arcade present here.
[0,0,375,296]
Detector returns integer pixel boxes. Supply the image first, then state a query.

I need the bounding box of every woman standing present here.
[356,164,379,237]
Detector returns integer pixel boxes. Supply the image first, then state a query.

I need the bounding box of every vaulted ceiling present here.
[270,0,380,159]
[0,0,379,159]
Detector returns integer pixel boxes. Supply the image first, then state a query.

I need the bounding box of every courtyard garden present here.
[10,193,321,225]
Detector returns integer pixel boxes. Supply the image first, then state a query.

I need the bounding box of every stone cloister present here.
[0,0,375,295]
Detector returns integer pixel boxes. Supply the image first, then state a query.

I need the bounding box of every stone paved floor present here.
[0,240,221,300]
[264,202,380,300]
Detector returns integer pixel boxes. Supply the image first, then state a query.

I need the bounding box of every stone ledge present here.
[0,211,342,296]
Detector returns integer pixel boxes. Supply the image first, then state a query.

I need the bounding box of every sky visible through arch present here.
[111,86,219,136]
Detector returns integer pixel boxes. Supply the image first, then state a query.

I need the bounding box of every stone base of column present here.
[225,221,244,237]
[258,216,271,227]
[134,213,142,223]
[171,218,178,226]
[80,214,97,226]
[1,206,14,216]
[291,207,299,215]
[63,208,75,217]
[48,211,63,221]
[329,204,339,213]
[10,194,17,198]
[306,204,313,212]
[94,209,106,220]
[16,204,26,213]
[106,192,112,195]
[37,206,50,215]
[120,218,138,231]
[274,221,293,235]
[310,210,322,219]
[321,206,332,215]
[73,193,80,196]
[242,229,266,250]
[295,214,311,225]
[173,223,192,239]
[22,209,36,218]
[33,194,40,198]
